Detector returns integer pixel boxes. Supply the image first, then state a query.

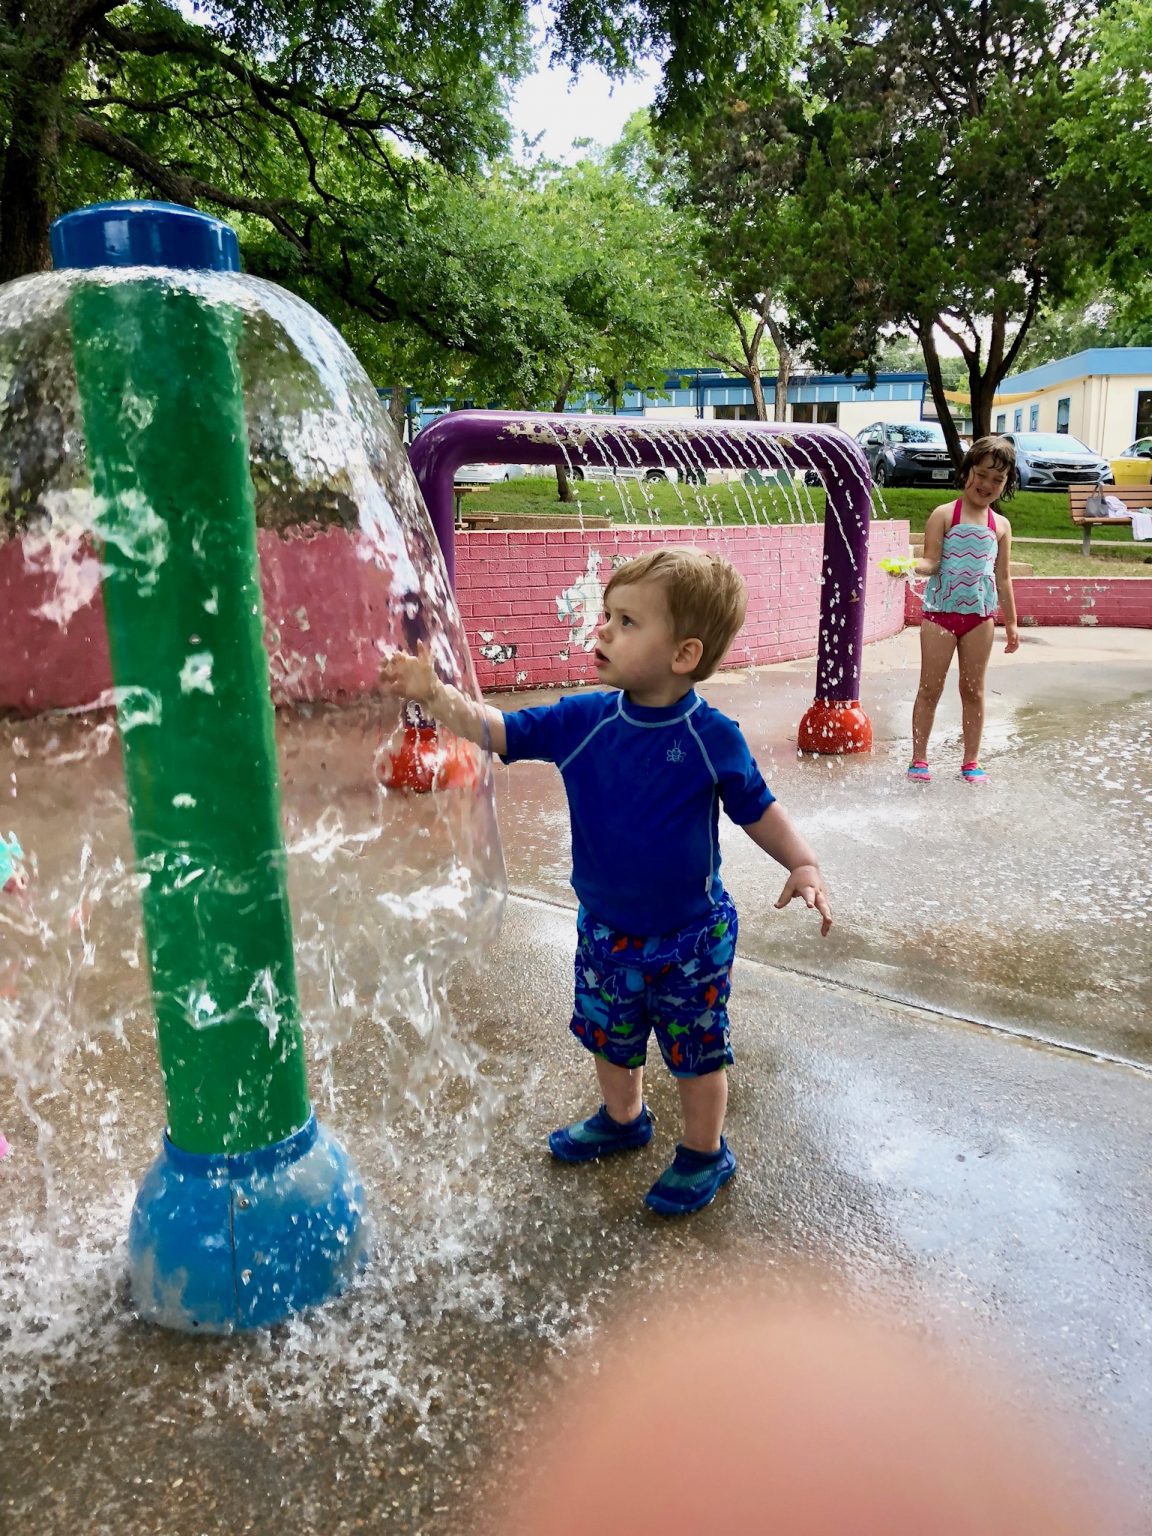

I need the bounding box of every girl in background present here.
[908,436,1020,784]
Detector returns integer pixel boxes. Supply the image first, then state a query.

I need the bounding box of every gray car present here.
[856,421,957,488]
[1002,432,1112,491]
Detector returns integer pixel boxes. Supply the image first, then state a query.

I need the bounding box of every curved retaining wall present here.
[1,521,909,714]
[459,521,909,691]
[904,576,1152,630]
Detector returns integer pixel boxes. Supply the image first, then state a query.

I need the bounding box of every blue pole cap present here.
[50,201,240,273]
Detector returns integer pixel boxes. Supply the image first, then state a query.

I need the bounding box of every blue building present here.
[389,368,949,441]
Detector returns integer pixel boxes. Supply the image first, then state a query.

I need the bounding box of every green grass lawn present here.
[470,475,1152,577]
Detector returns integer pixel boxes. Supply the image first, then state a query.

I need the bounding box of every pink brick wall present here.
[1,519,913,713]
[905,577,1152,630]
[457,521,911,692]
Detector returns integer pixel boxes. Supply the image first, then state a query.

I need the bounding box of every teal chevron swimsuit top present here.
[923,500,998,616]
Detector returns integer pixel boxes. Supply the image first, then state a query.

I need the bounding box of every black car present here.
[1002,433,1112,491]
[856,421,957,488]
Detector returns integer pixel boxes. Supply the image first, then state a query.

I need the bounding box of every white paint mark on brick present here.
[556,549,604,651]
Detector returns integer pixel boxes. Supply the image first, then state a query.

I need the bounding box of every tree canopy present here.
[659,0,1152,454]
[0,0,774,281]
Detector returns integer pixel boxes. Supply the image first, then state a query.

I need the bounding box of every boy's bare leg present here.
[678,1069,728,1154]
[595,1057,644,1124]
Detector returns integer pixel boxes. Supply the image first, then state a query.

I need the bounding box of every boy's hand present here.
[379,641,437,704]
[774,863,832,936]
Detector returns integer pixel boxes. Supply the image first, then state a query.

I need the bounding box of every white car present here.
[453,463,525,484]
[569,463,680,484]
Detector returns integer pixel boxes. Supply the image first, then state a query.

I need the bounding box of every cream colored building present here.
[987,348,1152,456]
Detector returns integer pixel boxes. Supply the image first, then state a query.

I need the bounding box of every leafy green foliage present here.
[657,0,1150,453]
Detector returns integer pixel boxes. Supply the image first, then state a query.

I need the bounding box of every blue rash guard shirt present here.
[501,689,775,936]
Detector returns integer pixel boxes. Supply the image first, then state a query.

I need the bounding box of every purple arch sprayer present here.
[409,411,874,754]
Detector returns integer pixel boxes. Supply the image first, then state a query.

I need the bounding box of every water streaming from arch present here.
[409,411,874,753]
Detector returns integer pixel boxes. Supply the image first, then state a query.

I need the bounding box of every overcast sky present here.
[504,33,661,162]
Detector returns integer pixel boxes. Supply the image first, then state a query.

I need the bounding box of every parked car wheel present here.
[874,460,890,487]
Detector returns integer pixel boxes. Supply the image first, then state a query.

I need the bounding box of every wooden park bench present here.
[1069,483,1152,557]
[453,484,490,527]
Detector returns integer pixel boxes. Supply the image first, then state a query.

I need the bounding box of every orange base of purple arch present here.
[797,699,873,756]
[379,725,479,793]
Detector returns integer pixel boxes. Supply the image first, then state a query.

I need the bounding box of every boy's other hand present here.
[775,864,832,936]
[379,641,436,703]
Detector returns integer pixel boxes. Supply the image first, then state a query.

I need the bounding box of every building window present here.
[1029,404,1039,430]
[1056,397,1071,434]
[995,413,1006,432]
[713,403,759,421]
[792,402,838,424]
[1013,408,1023,431]
[1136,390,1152,439]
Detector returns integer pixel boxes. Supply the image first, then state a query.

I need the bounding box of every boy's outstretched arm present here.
[742,802,832,936]
[379,643,508,755]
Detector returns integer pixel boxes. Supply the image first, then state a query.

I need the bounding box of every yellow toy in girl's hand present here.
[879,556,916,577]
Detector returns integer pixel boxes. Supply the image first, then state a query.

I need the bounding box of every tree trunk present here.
[386,382,408,444]
[967,373,995,443]
[773,345,792,422]
[748,367,768,421]
[919,327,969,466]
[765,316,792,421]
[0,61,68,281]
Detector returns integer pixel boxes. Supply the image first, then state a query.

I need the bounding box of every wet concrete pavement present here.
[2,626,1150,1533]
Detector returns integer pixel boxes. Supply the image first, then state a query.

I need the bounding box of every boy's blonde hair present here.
[604,547,747,681]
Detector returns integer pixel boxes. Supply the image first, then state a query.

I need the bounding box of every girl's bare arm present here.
[994,517,1020,650]
[914,504,949,575]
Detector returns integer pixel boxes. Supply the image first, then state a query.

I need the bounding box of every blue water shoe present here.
[644,1138,737,1215]
[549,1104,654,1163]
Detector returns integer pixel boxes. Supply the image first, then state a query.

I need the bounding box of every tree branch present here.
[95,17,443,139]
[72,113,310,254]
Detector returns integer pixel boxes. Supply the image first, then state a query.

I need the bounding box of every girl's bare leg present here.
[956,620,995,763]
[911,621,958,762]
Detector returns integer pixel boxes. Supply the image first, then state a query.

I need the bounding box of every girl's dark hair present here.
[959,435,1018,501]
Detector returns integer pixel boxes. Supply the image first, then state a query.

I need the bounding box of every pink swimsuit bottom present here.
[922,611,993,639]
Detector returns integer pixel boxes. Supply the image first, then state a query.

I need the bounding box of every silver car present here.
[569,462,680,485]
[1003,433,1112,491]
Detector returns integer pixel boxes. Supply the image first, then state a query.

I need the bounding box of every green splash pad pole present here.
[52,202,366,1330]
[68,276,309,1154]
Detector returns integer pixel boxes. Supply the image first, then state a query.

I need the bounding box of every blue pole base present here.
[128,1112,370,1333]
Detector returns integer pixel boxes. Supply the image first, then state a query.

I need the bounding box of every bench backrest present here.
[1068,484,1152,523]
